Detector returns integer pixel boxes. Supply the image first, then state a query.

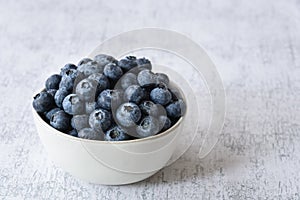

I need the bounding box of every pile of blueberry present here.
[32,54,186,141]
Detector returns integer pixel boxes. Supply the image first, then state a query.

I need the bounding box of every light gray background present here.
[1,0,300,199]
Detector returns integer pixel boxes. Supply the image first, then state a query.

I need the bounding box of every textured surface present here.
[1,0,300,199]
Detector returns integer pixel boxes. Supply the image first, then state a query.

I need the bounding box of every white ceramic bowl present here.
[33,86,185,185]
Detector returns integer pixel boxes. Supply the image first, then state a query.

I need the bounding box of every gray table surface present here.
[1,0,300,199]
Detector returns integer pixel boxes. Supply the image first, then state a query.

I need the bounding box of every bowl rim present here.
[32,107,183,144]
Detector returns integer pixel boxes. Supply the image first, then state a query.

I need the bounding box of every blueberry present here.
[139,101,161,117]
[54,87,69,108]
[89,109,112,132]
[150,84,172,105]
[75,78,98,102]
[77,61,104,77]
[60,63,77,76]
[47,89,57,97]
[33,91,54,113]
[136,116,160,138]
[103,63,123,81]
[158,115,172,132]
[88,73,110,92]
[137,69,157,88]
[104,126,130,141]
[94,54,117,67]
[78,128,103,140]
[45,108,61,121]
[166,99,186,118]
[71,115,89,131]
[45,74,61,90]
[50,110,71,132]
[78,58,92,66]
[156,73,169,86]
[117,56,137,72]
[124,85,146,104]
[62,94,85,115]
[85,101,97,114]
[136,57,152,70]
[68,129,78,137]
[59,69,84,92]
[97,89,123,111]
[120,73,137,90]
[116,102,141,128]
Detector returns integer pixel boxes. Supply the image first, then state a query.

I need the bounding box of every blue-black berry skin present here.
[33,91,55,113]
[117,56,137,72]
[75,78,98,102]
[137,69,157,88]
[68,129,78,137]
[89,109,112,133]
[136,57,152,70]
[120,73,137,89]
[158,115,172,132]
[97,89,123,111]
[85,101,97,115]
[54,87,69,108]
[94,54,117,67]
[47,89,57,97]
[78,58,92,66]
[136,116,160,138]
[150,85,172,105]
[45,108,61,121]
[116,102,141,128]
[124,85,146,104]
[139,101,160,117]
[77,61,104,77]
[166,99,186,119]
[60,63,77,76]
[104,126,130,141]
[50,110,71,132]
[78,128,103,140]
[88,73,110,92]
[71,115,89,131]
[103,63,123,81]
[156,73,169,86]
[45,74,61,90]
[62,94,85,115]
[59,69,84,92]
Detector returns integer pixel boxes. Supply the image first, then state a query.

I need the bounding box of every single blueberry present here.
[104,126,130,141]
[97,89,123,111]
[59,69,84,92]
[136,57,152,70]
[78,58,92,66]
[158,115,172,132]
[116,102,141,128]
[85,101,97,114]
[68,129,78,137]
[120,73,138,90]
[137,69,157,88]
[103,63,123,81]
[89,109,112,133]
[88,73,110,92]
[71,115,89,131]
[77,61,104,77]
[45,74,61,90]
[47,89,57,97]
[136,116,160,138]
[166,99,186,118]
[54,87,69,108]
[139,101,161,117]
[124,85,146,104]
[50,110,71,132]
[156,73,169,86]
[75,78,98,102]
[33,91,55,113]
[78,128,103,140]
[117,56,137,72]
[150,84,172,105]
[62,94,85,115]
[45,108,61,121]
[60,63,77,76]
[94,54,117,67]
